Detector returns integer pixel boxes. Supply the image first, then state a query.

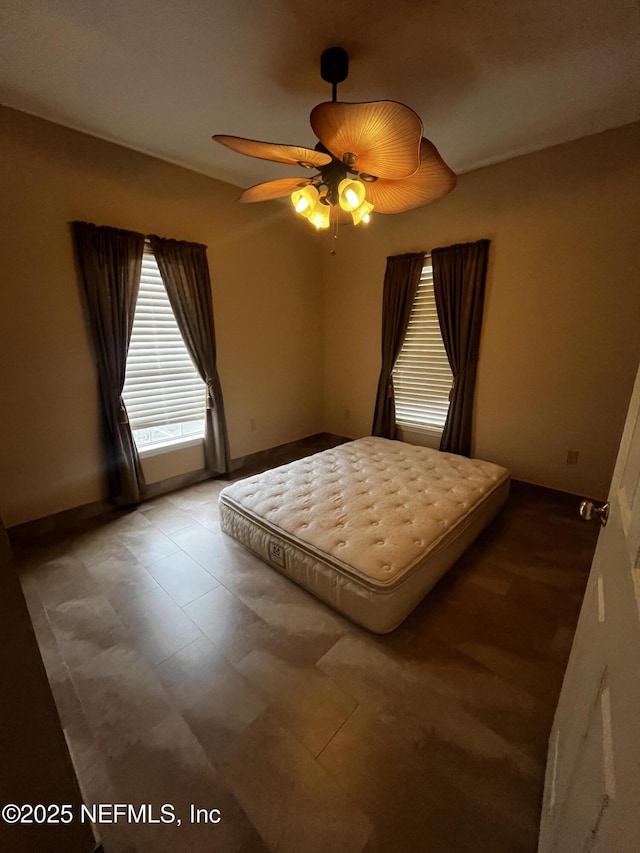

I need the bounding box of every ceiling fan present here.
[212,47,456,231]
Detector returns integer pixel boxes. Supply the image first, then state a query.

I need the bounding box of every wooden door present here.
[538,361,640,851]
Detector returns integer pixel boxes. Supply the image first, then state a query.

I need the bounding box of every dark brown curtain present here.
[372,252,425,438]
[432,239,490,456]
[71,221,145,506]
[150,236,230,474]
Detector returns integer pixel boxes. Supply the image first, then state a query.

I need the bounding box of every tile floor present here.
[17,464,597,853]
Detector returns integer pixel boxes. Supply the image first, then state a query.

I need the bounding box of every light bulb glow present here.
[362,213,370,224]
[345,188,359,208]
[338,179,366,212]
[295,197,310,213]
[309,203,330,230]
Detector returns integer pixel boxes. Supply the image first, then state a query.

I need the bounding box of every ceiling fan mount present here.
[212,47,457,229]
[320,46,349,101]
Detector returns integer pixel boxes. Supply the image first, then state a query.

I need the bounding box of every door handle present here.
[579,500,609,527]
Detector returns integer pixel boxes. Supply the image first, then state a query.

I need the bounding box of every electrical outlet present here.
[566,450,579,465]
[269,541,285,568]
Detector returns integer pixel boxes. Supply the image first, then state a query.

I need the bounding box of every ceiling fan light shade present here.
[309,203,331,230]
[351,200,374,225]
[338,178,366,212]
[310,101,423,180]
[291,184,319,217]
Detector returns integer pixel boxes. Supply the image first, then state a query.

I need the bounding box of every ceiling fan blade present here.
[310,101,422,180]
[364,138,457,214]
[212,135,331,168]
[239,177,315,203]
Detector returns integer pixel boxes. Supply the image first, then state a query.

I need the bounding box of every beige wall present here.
[0,107,323,527]
[321,122,640,499]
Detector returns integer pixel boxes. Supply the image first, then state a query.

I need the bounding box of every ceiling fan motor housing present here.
[312,142,351,205]
[319,158,349,205]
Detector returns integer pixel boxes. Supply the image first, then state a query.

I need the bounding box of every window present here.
[122,249,206,451]
[392,258,453,433]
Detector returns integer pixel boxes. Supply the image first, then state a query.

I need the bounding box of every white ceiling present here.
[1,0,639,191]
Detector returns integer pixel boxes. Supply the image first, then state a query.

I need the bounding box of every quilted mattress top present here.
[219,437,510,585]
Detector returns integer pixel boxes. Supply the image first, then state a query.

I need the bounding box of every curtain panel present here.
[371,252,425,439]
[71,221,146,506]
[150,236,230,475]
[432,239,490,457]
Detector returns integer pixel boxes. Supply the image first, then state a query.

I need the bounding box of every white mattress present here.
[219,437,510,633]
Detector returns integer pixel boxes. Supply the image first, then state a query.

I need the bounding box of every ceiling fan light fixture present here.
[338,178,366,212]
[213,46,457,240]
[291,184,319,217]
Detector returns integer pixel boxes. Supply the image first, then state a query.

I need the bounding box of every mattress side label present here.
[269,540,286,568]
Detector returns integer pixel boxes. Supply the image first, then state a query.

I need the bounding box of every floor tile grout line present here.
[151,632,216,675]
[315,700,360,761]
[171,577,222,610]
[145,628,207,670]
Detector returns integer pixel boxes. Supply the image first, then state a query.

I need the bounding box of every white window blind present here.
[122,250,205,449]
[392,259,453,432]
